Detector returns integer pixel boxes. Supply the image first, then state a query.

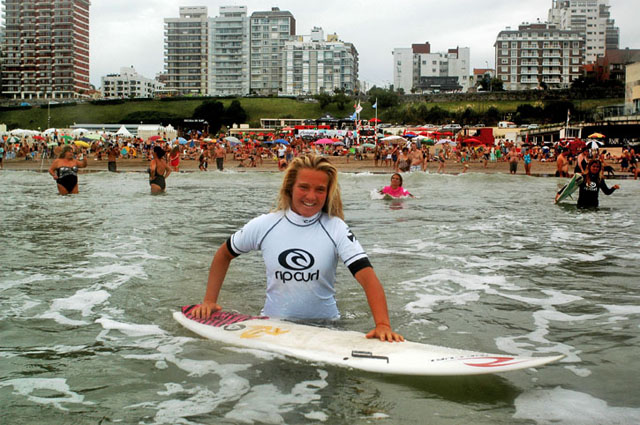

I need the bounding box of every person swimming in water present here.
[380,173,414,198]
[149,145,171,194]
[48,145,88,195]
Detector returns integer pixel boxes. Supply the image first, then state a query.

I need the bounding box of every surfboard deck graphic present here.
[555,174,583,204]
[174,306,564,376]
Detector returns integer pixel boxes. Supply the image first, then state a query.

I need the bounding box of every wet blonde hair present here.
[275,155,344,219]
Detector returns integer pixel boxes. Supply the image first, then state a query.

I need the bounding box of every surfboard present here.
[555,174,583,204]
[173,306,564,376]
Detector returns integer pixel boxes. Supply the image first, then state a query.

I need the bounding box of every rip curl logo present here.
[586,181,598,191]
[276,249,318,283]
[278,249,315,270]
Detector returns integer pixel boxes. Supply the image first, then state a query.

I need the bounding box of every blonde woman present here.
[48,145,88,195]
[191,155,403,342]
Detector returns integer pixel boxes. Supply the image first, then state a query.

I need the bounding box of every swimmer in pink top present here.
[380,173,414,198]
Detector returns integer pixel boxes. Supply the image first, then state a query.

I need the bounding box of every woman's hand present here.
[190,301,222,319]
[366,324,404,342]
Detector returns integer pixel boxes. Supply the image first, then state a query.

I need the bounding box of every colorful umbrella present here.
[585,140,604,150]
[588,132,605,139]
[74,140,90,148]
[314,138,334,144]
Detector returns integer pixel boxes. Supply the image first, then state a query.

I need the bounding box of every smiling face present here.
[291,168,329,217]
[390,173,402,189]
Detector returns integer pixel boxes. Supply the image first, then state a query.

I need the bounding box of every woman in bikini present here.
[48,145,88,195]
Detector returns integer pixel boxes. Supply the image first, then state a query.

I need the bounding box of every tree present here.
[192,100,225,134]
[367,86,400,108]
[314,92,333,109]
[222,100,248,127]
[332,88,349,111]
[489,78,504,91]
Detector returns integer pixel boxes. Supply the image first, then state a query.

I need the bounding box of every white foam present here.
[95,317,166,337]
[225,369,329,424]
[38,289,110,325]
[514,387,640,424]
[0,273,50,291]
[0,378,94,411]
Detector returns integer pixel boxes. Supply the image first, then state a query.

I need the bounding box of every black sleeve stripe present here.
[226,237,241,257]
[348,258,372,276]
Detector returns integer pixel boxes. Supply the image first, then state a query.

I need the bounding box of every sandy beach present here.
[2,154,636,178]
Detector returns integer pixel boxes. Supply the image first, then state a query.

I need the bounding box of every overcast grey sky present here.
[88,0,639,88]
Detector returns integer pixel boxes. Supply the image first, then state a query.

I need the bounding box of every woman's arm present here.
[48,160,58,179]
[191,241,235,319]
[354,267,404,342]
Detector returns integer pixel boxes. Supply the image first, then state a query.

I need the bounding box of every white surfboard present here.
[174,306,564,376]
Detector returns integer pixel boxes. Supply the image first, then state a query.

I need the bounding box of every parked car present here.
[527,124,540,129]
[440,123,462,132]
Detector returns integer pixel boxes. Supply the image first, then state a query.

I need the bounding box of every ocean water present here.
[1,169,639,425]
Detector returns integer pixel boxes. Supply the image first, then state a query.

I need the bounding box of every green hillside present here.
[0,96,623,130]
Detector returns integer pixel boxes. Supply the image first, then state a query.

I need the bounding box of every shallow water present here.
[1,169,639,424]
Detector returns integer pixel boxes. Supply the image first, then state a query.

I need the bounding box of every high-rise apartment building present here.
[392,42,471,93]
[1,0,91,100]
[249,7,295,96]
[209,6,249,96]
[548,0,619,64]
[282,27,358,96]
[494,23,584,90]
[164,6,210,95]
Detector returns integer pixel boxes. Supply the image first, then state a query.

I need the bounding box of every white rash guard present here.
[227,209,372,320]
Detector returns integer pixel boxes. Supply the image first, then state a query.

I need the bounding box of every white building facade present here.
[495,23,584,90]
[548,0,619,64]
[164,6,211,95]
[282,28,358,95]
[209,6,249,96]
[392,43,471,93]
[101,67,162,98]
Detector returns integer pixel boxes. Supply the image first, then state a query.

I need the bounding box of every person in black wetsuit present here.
[48,145,88,195]
[149,145,171,194]
[577,159,620,209]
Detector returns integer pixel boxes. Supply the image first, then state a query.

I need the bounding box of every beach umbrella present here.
[362,143,376,148]
[33,135,45,141]
[85,133,102,140]
[43,128,57,135]
[333,141,345,146]
[61,135,73,141]
[148,135,162,142]
[369,118,381,123]
[588,132,605,139]
[381,135,406,142]
[274,138,289,145]
[262,140,275,144]
[71,128,90,136]
[47,141,58,147]
[404,133,418,138]
[74,140,90,148]
[224,136,240,144]
[175,137,188,145]
[585,140,604,150]
[314,138,334,144]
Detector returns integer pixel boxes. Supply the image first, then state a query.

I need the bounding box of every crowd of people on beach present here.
[1,129,638,194]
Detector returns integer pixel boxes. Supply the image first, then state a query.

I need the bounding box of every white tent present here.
[115,125,133,137]
[10,129,40,137]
